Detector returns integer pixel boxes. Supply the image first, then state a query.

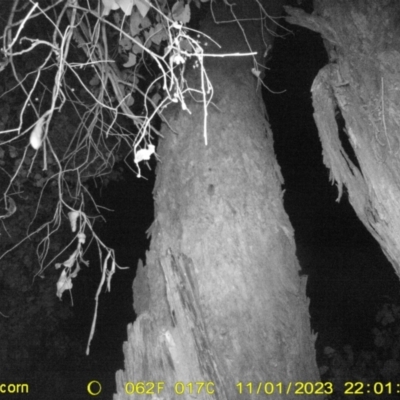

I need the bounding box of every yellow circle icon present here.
[87,381,102,396]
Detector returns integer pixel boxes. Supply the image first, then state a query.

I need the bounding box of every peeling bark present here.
[286,0,400,274]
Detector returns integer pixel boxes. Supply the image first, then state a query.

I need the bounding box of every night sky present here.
[11,4,400,399]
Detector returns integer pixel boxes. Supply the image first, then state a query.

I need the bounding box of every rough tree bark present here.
[114,2,319,399]
[286,0,400,275]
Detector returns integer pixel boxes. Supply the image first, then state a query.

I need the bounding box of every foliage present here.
[0,0,211,354]
[0,0,219,276]
[320,302,400,399]
[0,0,273,357]
[0,178,85,380]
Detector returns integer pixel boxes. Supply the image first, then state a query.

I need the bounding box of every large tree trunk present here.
[114,2,319,399]
[285,0,400,275]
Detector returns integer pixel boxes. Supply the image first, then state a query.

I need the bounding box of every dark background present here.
[263,16,400,355]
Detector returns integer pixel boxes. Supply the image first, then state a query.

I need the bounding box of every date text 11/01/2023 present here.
[121,381,400,396]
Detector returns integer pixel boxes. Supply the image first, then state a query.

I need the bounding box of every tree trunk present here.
[285,0,400,275]
[114,2,319,399]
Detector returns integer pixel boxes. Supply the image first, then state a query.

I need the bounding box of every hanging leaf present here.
[172,2,190,24]
[141,16,151,29]
[130,11,143,36]
[120,37,133,51]
[134,0,151,18]
[56,269,73,299]
[180,4,191,24]
[70,264,81,278]
[126,94,134,106]
[116,0,134,15]
[171,53,185,65]
[77,232,86,244]
[123,52,137,68]
[135,144,155,163]
[147,24,168,45]
[172,1,184,20]
[58,249,79,269]
[252,68,261,78]
[30,115,46,150]
[102,0,120,16]
[68,211,80,232]
[180,38,193,52]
